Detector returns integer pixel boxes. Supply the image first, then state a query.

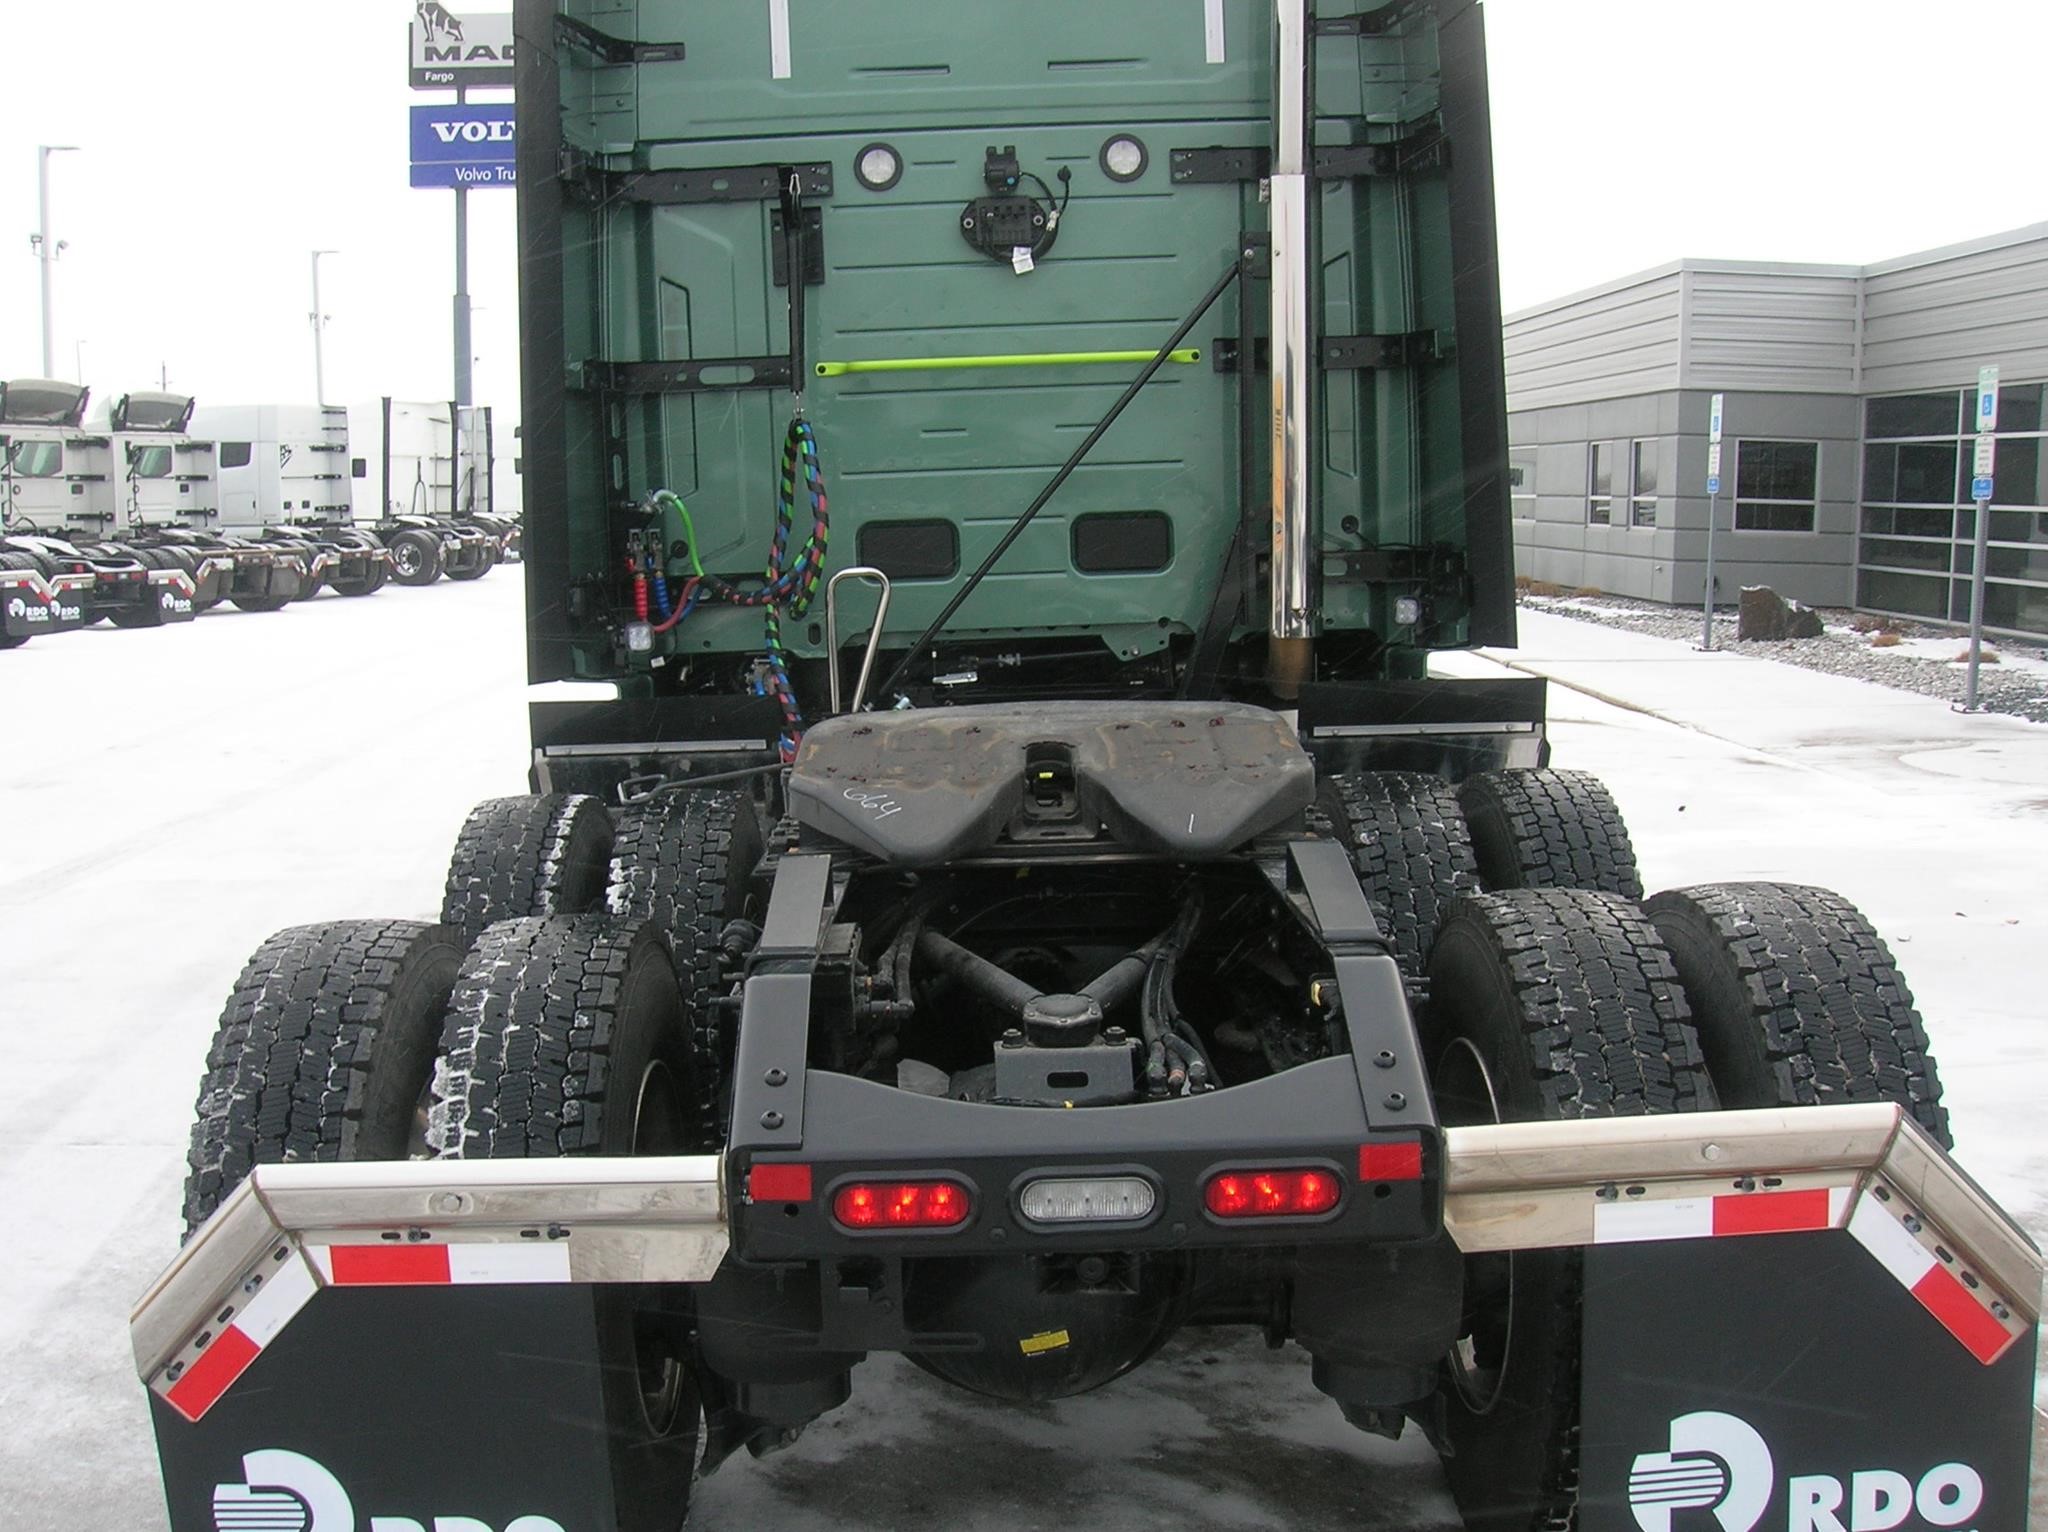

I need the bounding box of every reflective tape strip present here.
[159,1253,318,1423]
[310,1242,573,1286]
[1205,0,1226,63]
[769,0,791,78]
[1847,1195,2021,1365]
[1592,1186,1848,1245]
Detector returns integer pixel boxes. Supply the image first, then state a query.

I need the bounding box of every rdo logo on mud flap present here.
[1628,1412,1983,1532]
[212,1448,566,1532]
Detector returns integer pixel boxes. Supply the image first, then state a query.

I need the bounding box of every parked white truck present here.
[347,397,511,584]
[193,403,391,598]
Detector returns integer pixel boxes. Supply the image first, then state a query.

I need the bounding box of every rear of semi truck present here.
[139,5,2038,1532]
[351,396,504,583]
[197,403,393,598]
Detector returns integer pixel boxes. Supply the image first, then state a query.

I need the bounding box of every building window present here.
[1587,442,1612,525]
[1734,440,1818,532]
[1858,383,2048,637]
[219,441,253,470]
[1508,451,1536,519]
[1629,439,1658,527]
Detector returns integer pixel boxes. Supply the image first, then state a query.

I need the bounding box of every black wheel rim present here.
[1436,1036,1514,1415]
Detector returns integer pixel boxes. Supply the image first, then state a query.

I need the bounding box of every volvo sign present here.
[410,105,516,188]
[410,6,515,89]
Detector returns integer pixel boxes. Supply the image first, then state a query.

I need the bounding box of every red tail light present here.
[832,1180,972,1230]
[1204,1168,1342,1219]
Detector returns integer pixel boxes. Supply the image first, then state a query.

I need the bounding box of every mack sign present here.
[410,105,516,189]
[409,7,514,89]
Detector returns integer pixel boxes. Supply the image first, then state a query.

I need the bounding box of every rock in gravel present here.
[1787,600,1824,639]
[1740,585,1793,641]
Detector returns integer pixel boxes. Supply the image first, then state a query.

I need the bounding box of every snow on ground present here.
[1520,590,2048,722]
[0,582,2042,1530]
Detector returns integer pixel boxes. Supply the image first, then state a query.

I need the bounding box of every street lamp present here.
[310,249,338,406]
[34,145,80,378]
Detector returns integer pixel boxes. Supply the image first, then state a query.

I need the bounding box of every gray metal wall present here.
[1861,226,2048,395]
[1502,266,1682,414]
[1509,390,1859,607]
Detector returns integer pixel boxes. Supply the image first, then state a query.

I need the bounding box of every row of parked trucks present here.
[0,383,519,648]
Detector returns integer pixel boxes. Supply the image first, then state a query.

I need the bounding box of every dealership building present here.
[1504,221,2048,638]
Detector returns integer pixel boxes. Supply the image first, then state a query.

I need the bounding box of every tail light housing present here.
[832,1179,972,1231]
[1204,1168,1342,1219]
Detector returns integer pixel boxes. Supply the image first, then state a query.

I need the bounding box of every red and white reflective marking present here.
[158,1250,319,1423]
[308,1241,573,1286]
[1847,1190,2024,1366]
[1592,1185,1850,1244]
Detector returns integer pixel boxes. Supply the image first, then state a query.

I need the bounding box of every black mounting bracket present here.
[580,357,797,396]
[1211,330,1439,374]
[1326,541,1468,591]
[771,207,826,287]
[553,15,686,66]
[1170,146,1268,185]
[1311,0,1433,37]
[561,153,834,208]
[1321,330,1442,370]
[1170,125,1448,187]
[1238,230,1272,279]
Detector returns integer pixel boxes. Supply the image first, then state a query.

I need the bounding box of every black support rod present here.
[872,252,1246,702]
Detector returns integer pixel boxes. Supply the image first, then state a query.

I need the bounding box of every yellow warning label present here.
[1019,1329,1071,1357]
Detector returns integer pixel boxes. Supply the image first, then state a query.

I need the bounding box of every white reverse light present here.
[1394,596,1423,627]
[856,143,902,191]
[1018,1176,1156,1224]
[1100,134,1148,182]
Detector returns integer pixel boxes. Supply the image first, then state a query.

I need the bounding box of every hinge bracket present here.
[553,15,686,66]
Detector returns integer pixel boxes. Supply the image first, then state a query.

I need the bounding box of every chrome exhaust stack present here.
[1266,0,1316,698]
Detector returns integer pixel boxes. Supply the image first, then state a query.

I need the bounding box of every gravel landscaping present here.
[1516,589,2048,724]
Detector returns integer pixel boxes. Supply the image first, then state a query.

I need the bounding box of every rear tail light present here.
[1204,1168,1342,1219]
[1018,1176,1156,1224]
[832,1180,972,1231]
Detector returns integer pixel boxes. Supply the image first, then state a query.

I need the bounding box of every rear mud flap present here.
[146,569,200,623]
[149,1285,665,1532]
[1580,1233,2036,1532]
[2,576,88,637]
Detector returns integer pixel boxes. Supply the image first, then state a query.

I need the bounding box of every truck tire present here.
[1426,890,1712,1532]
[1319,771,1478,981]
[230,589,293,614]
[428,916,702,1525]
[1459,768,1643,899]
[388,529,443,586]
[608,788,764,1149]
[445,552,490,582]
[440,793,616,946]
[1646,883,1951,1147]
[182,919,464,1234]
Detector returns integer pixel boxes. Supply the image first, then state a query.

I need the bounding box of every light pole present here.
[35,145,80,378]
[310,249,337,406]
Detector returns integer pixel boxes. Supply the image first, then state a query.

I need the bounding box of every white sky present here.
[0,1,2042,422]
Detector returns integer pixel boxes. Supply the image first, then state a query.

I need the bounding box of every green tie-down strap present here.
[813,348,1202,378]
